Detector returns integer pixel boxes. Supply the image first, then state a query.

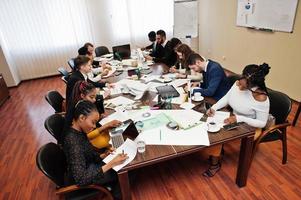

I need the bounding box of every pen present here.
[122,150,124,155]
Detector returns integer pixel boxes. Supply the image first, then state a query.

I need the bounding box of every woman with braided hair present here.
[203,63,271,177]
[65,81,121,150]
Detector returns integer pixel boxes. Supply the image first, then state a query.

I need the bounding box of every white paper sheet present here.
[162,109,203,129]
[103,139,137,171]
[207,111,230,128]
[136,123,209,146]
[105,96,135,107]
[99,110,130,125]
[169,79,189,88]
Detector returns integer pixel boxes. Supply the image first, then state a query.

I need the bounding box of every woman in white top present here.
[203,63,271,177]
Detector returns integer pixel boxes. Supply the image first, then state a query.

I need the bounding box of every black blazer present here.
[66,70,105,105]
[153,41,176,67]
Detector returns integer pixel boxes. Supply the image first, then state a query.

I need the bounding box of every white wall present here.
[198,0,301,100]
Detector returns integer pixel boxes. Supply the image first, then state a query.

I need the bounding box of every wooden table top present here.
[103,63,255,171]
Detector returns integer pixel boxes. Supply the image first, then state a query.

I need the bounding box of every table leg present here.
[118,170,131,200]
[236,135,254,187]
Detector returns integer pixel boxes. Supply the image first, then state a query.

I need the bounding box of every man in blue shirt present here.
[187,53,230,101]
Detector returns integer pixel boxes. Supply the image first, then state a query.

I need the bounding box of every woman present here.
[78,45,111,82]
[63,100,127,199]
[66,55,107,105]
[65,81,119,149]
[204,63,271,177]
[169,44,202,81]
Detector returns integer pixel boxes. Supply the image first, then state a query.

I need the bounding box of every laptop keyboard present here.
[111,135,124,148]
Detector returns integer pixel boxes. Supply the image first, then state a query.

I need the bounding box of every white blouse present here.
[211,83,270,128]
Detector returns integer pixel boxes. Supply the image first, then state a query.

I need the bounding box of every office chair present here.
[61,76,68,84]
[45,90,65,113]
[58,67,70,77]
[36,143,113,200]
[292,101,300,126]
[95,46,110,57]
[68,58,75,71]
[44,114,65,144]
[252,89,292,164]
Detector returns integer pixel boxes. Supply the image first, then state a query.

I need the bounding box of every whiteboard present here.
[236,0,299,32]
[174,0,198,38]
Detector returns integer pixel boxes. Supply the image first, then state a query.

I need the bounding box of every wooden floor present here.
[0,76,301,200]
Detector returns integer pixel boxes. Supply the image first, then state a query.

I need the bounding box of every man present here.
[145,30,176,67]
[144,31,156,50]
[187,53,230,101]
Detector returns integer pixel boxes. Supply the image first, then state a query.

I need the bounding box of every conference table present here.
[104,62,256,200]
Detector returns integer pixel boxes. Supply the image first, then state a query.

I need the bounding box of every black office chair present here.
[95,46,110,57]
[68,58,75,71]
[58,67,70,77]
[227,74,241,86]
[36,143,113,200]
[252,89,292,164]
[45,90,65,113]
[44,114,65,144]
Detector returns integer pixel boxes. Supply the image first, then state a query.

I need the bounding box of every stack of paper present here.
[105,96,135,107]
[103,139,137,171]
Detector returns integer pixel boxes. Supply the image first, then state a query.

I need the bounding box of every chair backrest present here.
[61,76,68,84]
[44,113,65,143]
[58,67,69,77]
[45,90,65,113]
[227,74,241,86]
[95,46,110,57]
[268,89,292,124]
[68,58,75,70]
[36,142,66,187]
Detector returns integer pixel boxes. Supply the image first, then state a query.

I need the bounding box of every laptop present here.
[156,85,180,99]
[110,119,139,148]
[112,44,131,60]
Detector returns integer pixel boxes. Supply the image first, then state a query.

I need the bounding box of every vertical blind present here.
[0,0,173,80]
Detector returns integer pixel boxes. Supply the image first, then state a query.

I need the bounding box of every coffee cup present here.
[194,92,202,101]
[207,121,217,131]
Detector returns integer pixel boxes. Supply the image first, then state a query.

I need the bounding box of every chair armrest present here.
[255,122,290,145]
[262,122,291,135]
[56,184,112,200]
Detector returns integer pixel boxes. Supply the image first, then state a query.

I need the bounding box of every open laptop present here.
[110,119,139,148]
[112,44,131,60]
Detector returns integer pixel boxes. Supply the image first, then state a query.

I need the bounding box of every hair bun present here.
[260,63,270,76]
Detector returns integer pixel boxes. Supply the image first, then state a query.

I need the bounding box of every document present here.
[103,139,137,171]
[207,111,230,128]
[136,123,209,146]
[99,110,130,125]
[105,96,135,107]
[169,79,189,88]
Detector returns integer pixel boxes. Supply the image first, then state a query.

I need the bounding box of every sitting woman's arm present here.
[87,120,122,140]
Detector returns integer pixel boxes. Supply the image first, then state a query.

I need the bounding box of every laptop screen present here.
[110,119,139,140]
[112,44,131,60]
